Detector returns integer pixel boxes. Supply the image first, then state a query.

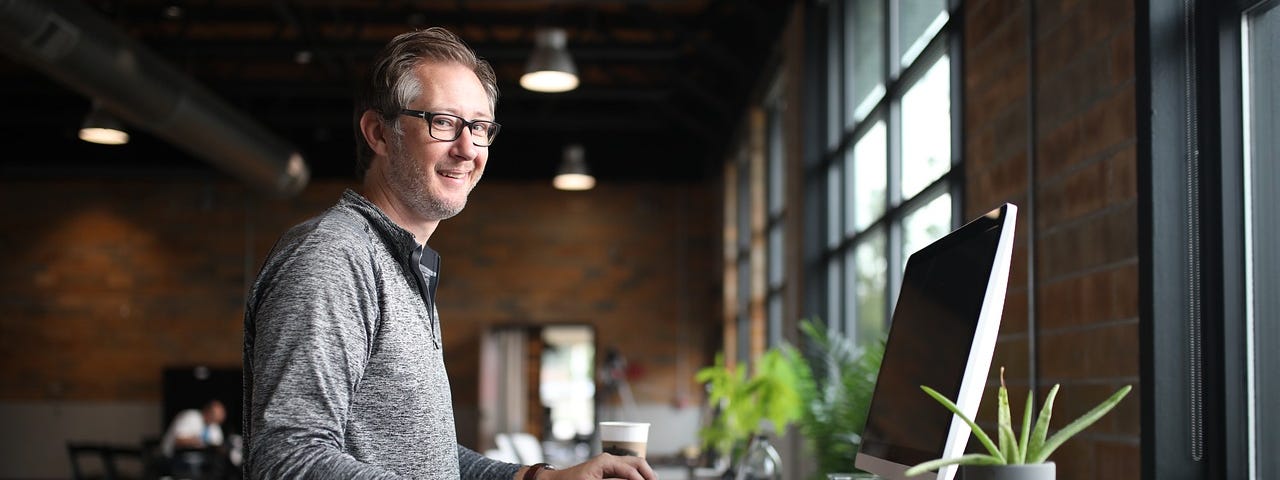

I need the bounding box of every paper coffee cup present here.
[598,421,649,458]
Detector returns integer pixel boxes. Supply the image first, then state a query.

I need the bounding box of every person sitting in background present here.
[162,399,226,457]
[162,399,228,479]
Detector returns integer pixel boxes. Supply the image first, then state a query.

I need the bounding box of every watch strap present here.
[523,462,555,480]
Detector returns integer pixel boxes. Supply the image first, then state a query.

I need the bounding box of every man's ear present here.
[359,109,390,157]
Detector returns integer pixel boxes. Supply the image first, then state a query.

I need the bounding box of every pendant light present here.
[78,101,130,145]
[553,144,595,191]
[520,27,579,93]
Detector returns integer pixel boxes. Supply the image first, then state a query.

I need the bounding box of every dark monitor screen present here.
[856,204,1016,480]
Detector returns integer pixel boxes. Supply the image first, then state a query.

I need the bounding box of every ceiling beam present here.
[138,40,683,63]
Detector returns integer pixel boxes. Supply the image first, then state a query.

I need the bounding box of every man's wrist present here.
[523,462,555,480]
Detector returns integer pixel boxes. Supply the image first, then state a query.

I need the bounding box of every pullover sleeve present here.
[458,445,521,480]
[245,234,400,479]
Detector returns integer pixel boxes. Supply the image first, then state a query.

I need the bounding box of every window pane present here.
[828,161,843,248]
[827,259,842,334]
[852,120,888,231]
[768,224,784,289]
[844,0,885,124]
[901,55,952,200]
[737,257,751,363]
[1245,3,1279,477]
[768,294,783,348]
[842,148,858,238]
[738,153,751,251]
[898,0,948,66]
[843,248,858,337]
[901,192,952,266]
[540,327,595,440]
[855,230,887,346]
[827,3,843,149]
[768,104,785,216]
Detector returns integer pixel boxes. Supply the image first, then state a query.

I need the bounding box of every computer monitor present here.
[854,203,1017,480]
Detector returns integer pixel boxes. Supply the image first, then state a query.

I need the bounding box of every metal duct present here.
[0,0,309,196]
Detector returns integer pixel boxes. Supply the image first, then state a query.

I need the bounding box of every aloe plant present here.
[904,368,1132,476]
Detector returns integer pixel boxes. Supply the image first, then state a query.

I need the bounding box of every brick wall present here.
[964,0,1140,477]
[0,179,343,402]
[0,177,716,453]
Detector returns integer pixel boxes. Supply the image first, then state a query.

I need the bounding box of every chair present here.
[484,434,520,464]
[490,432,545,465]
[139,437,169,479]
[507,432,545,465]
[66,442,145,480]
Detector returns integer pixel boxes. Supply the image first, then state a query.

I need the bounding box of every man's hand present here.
[535,453,658,480]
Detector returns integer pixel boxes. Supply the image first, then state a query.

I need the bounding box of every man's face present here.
[205,402,226,425]
[383,62,492,222]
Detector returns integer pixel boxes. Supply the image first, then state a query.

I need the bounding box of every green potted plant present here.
[905,368,1132,480]
[696,349,803,478]
[779,319,883,480]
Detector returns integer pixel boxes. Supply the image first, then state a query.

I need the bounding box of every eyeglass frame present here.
[397,108,502,147]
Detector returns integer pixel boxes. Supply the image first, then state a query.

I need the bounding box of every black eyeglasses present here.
[399,109,501,147]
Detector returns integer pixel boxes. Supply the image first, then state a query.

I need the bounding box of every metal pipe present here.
[0,0,309,196]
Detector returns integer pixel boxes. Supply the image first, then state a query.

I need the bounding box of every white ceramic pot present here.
[960,462,1056,480]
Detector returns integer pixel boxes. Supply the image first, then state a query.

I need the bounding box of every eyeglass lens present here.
[426,113,498,146]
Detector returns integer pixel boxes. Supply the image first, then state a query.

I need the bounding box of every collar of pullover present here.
[337,188,424,256]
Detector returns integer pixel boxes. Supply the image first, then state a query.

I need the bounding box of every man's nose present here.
[450,130,480,159]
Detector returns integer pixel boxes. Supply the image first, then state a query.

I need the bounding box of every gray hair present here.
[353,27,499,179]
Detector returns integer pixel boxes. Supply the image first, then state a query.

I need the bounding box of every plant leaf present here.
[997,378,1013,462]
[788,317,885,480]
[904,454,1004,477]
[1024,384,1059,462]
[696,353,759,457]
[754,349,804,433]
[1017,390,1033,464]
[998,422,1021,465]
[1028,385,1132,463]
[919,386,1003,460]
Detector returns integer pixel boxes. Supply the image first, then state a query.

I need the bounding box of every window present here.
[737,147,752,364]
[814,0,960,345]
[1142,0,1278,477]
[766,91,787,348]
[726,100,779,362]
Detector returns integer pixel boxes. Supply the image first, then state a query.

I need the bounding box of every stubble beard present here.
[386,133,472,221]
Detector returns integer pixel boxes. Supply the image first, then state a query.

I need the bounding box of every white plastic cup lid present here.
[598,421,650,442]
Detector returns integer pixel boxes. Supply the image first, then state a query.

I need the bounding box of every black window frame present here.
[804,0,965,344]
[1139,0,1276,478]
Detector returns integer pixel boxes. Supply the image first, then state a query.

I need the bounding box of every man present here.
[162,399,228,478]
[242,27,657,480]
[162,399,225,458]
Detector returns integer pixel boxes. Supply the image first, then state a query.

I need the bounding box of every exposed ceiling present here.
[0,0,794,189]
